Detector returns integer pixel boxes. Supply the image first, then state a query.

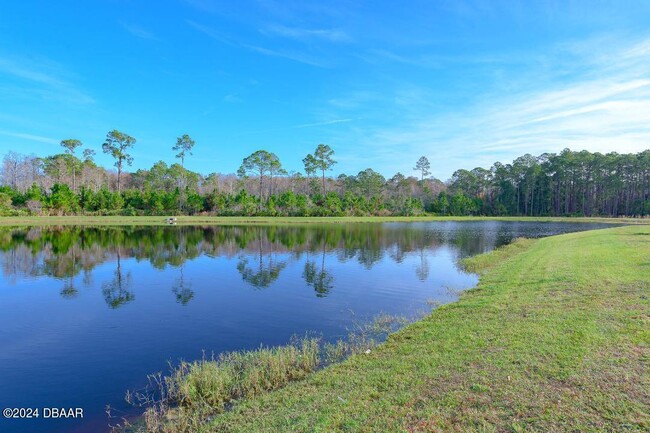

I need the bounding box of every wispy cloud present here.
[241,43,327,67]
[186,20,235,45]
[121,22,159,41]
[231,118,354,137]
[186,20,328,67]
[359,47,545,71]
[0,130,59,145]
[223,93,243,103]
[327,91,382,110]
[261,24,351,43]
[0,55,94,105]
[334,36,650,179]
[0,57,67,87]
[293,118,353,128]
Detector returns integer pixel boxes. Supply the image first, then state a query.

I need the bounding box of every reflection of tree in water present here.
[236,235,286,289]
[415,248,430,281]
[82,269,93,287]
[60,278,78,298]
[0,223,477,304]
[59,247,80,298]
[356,247,384,269]
[0,224,446,275]
[237,256,286,289]
[102,251,134,309]
[302,241,334,297]
[172,266,194,305]
[388,245,406,264]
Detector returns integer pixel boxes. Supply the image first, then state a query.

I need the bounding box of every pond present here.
[0,221,614,433]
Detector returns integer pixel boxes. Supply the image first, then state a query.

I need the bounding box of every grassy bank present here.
[149,225,649,432]
[0,215,647,226]
[127,339,322,433]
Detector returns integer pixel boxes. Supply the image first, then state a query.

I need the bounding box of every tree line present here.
[0,129,648,217]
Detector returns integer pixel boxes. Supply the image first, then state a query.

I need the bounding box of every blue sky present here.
[1,0,649,180]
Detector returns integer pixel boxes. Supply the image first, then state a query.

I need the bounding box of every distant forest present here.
[0,130,648,217]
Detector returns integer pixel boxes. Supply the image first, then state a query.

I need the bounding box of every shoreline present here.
[0,215,647,227]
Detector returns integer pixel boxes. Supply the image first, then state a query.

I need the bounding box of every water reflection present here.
[101,250,134,309]
[303,242,334,297]
[415,248,430,281]
[0,225,460,305]
[172,266,194,305]
[236,234,288,290]
[0,222,615,308]
[60,278,78,298]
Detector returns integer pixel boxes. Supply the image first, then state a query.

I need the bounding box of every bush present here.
[26,199,43,214]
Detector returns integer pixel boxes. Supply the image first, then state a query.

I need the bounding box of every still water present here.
[0,221,613,433]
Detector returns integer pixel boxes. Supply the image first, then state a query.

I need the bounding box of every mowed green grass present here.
[193,225,649,432]
[0,215,648,226]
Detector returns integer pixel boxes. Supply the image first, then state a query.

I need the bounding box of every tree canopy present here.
[414,156,431,181]
[0,134,647,218]
[173,134,195,168]
[102,130,135,192]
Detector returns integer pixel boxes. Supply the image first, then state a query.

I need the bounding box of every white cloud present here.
[261,24,351,43]
[336,36,650,179]
[0,130,58,145]
[187,20,328,67]
[0,55,94,105]
[293,118,353,128]
[241,43,327,67]
[223,93,243,103]
[186,20,235,46]
[121,22,158,41]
